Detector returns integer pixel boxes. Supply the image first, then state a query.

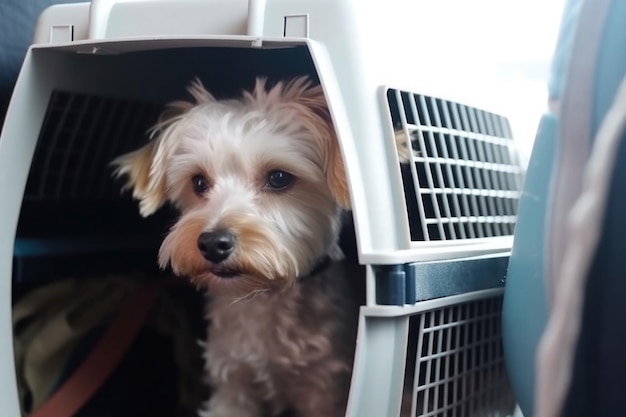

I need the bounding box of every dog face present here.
[112,77,350,296]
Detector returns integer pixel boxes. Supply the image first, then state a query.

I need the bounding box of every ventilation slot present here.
[25,90,162,201]
[387,89,523,242]
[16,90,170,248]
[401,295,515,417]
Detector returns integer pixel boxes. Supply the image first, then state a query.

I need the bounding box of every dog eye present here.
[192,174,210,195]
[265,170,295,190]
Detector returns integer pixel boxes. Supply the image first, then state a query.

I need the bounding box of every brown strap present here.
[29,281,169,417]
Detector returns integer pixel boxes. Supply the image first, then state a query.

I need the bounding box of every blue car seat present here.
[503,0,626,415]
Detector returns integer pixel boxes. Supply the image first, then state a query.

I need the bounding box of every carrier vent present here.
[15,91,169,283]
[402,295,515,417]
[387,89,523,242]
[25,90,162,200]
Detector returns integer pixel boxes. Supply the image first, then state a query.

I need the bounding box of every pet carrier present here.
[0,1,524,416]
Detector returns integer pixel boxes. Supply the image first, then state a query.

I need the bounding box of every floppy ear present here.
[324,127,351,209]
[277,77,351,209]
[111,77,215,216]
[111,138,168,217]
[305,84,350,209]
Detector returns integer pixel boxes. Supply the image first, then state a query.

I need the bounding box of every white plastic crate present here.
[0,1,522,416]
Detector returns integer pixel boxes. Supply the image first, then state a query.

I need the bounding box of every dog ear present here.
[323,126,351,209]
[111,138,168,217]
[306,85,351,209]
[277,78,351,209]
[111,78,215,216]
[111,103,188,217]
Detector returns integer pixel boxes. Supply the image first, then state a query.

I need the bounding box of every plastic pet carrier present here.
[0,1,524,416]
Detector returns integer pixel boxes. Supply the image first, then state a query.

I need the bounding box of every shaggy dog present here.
[112,77,362,417]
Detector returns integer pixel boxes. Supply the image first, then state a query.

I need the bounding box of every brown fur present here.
[203,261,361,417]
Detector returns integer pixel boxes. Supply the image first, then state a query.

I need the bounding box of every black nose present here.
[197,230,237,263]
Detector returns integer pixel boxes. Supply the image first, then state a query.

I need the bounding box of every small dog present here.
[112,77,362,417]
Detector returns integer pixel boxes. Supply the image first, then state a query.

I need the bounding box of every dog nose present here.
[197,230,237,263]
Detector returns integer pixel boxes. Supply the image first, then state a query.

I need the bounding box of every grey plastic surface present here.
[407,253,508,302]
[346,315,409,417]
[373,254,508,306]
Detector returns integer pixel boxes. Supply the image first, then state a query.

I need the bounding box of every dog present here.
[112,77,363,417]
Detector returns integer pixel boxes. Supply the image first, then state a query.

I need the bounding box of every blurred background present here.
[427,0,567,165]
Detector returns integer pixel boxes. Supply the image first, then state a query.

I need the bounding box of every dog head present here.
[112,77,350,296]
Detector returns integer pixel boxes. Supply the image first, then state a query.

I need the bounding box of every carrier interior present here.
[13,44,321,290]
[10,45,325,415]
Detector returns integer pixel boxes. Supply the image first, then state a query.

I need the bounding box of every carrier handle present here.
[88,0,121,39]
[88,0,267,39]
[247,0,267,38]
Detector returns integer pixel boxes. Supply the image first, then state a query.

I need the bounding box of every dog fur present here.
[112,77,361,417]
